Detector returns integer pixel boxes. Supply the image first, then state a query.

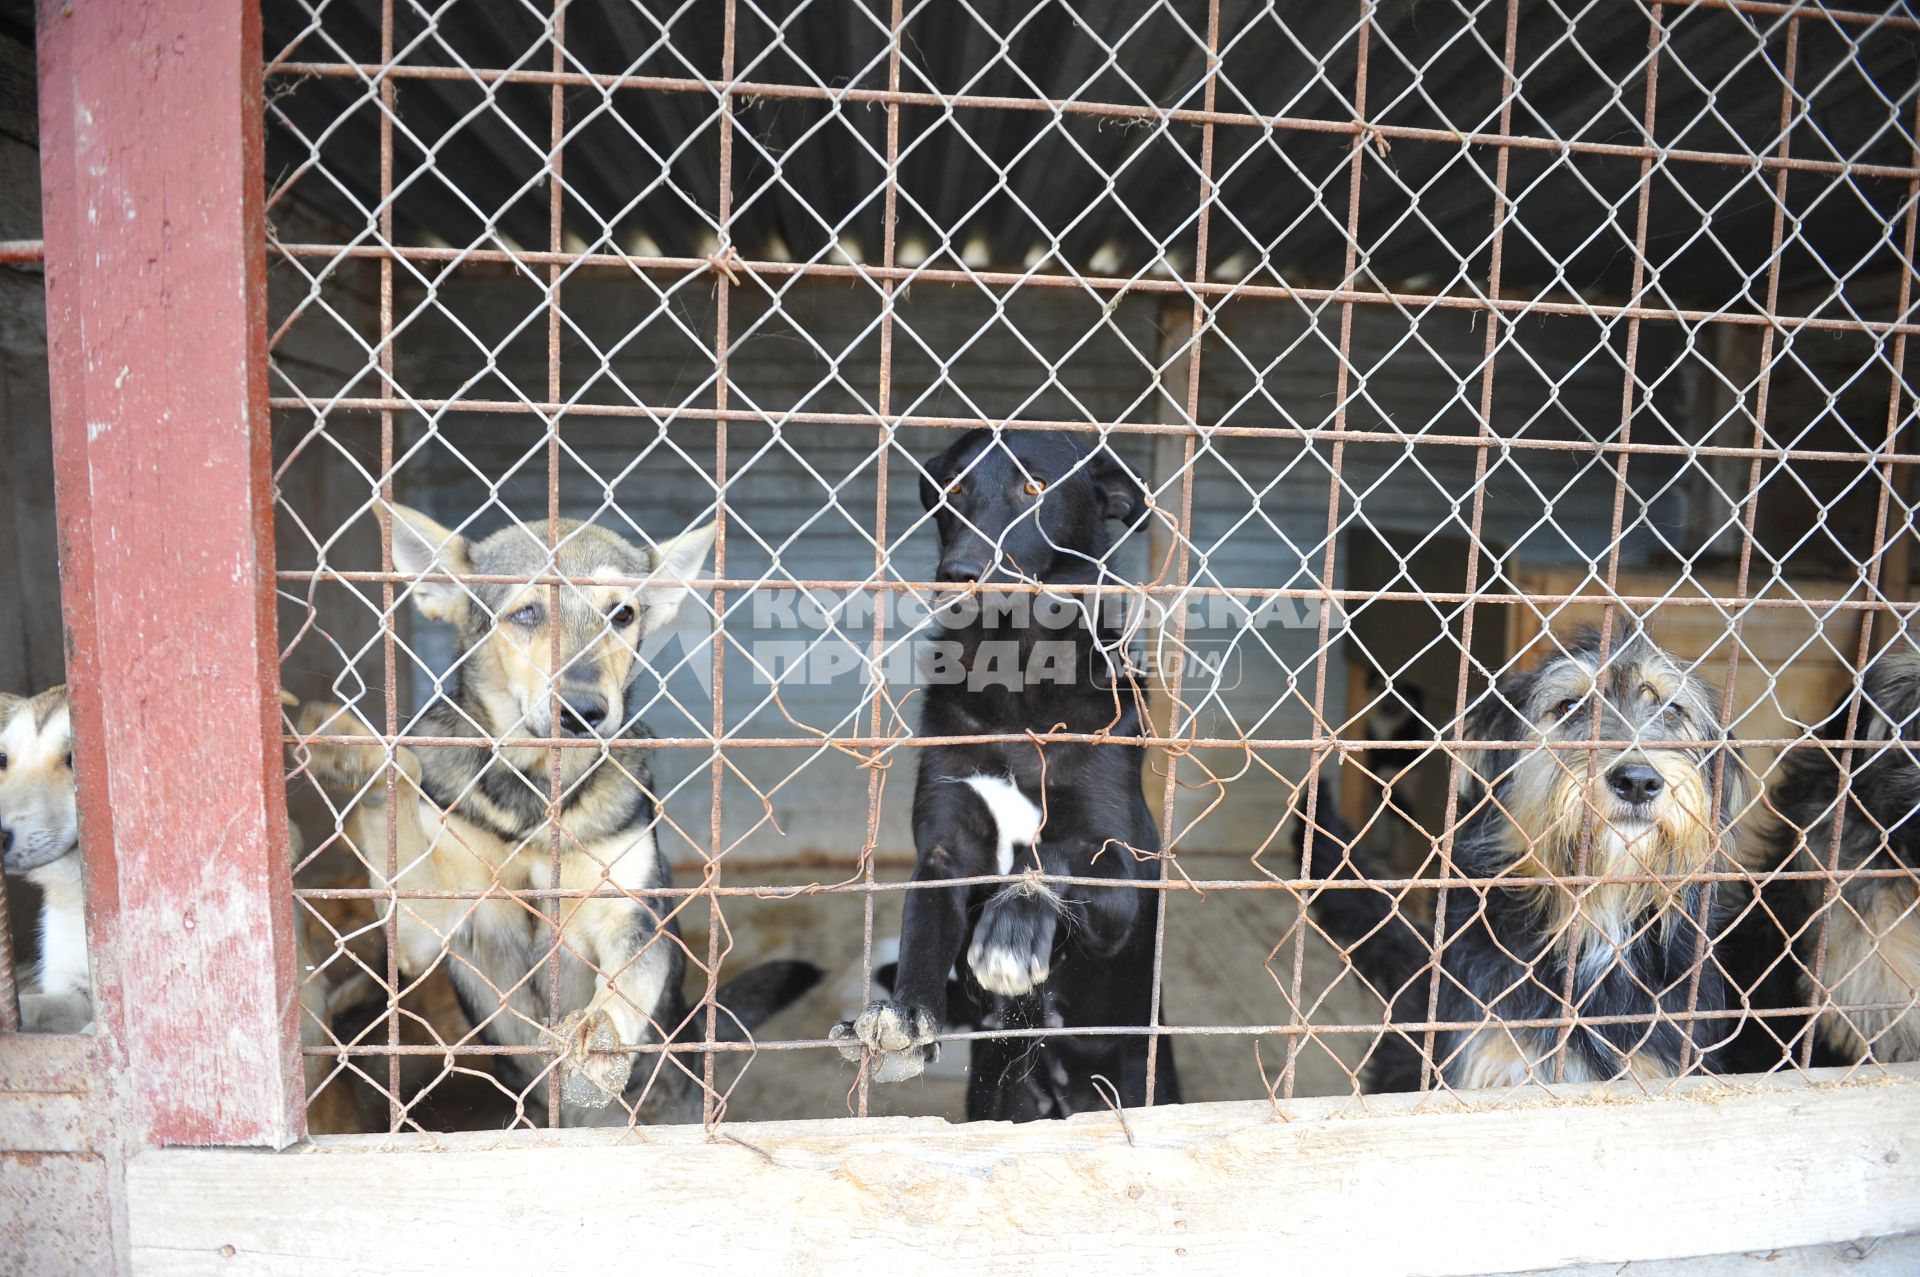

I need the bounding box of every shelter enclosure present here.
[3,0,1920,1271]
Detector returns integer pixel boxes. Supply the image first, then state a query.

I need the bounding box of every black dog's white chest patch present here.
[960,773,1043,874]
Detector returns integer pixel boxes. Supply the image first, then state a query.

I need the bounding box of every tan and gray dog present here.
[1304,627,1752,1091]
[300,505,816,1125]
[0,686,90,1031]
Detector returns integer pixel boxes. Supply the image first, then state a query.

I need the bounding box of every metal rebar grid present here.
[263,0,1919,1135]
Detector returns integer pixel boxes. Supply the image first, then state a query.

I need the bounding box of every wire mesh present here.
[263,0,1919,1135]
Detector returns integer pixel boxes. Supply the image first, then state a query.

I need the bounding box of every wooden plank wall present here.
[125,1068,1920,1276]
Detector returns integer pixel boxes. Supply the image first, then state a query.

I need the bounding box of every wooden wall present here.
[1506,565,1893,795]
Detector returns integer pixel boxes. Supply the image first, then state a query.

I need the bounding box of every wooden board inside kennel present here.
[1505,566,1885,786]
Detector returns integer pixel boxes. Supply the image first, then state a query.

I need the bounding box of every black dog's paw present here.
[830,999,939,1082]
[967,890,1058,997]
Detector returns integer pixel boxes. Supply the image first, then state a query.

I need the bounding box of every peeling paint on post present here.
[36,0,302,1148]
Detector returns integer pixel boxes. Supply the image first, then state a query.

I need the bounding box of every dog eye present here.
[1024,478,1045,496]
[63,752,73,770]
[506,604,542,627]
[1555,698,1580,719]
[946,480,962,496]
[610,603,637,628]
[0,751,7,771]
[1662,703,1686,725]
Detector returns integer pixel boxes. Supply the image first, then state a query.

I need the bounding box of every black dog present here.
[831,428,1178,1119]
[1303,629,1751,1091]
[1724,649,1920,1069]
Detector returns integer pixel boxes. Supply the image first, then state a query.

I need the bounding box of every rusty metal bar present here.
[266,244,1920,338]
[1284,0,1381,1102]
[257,396,1920,466]
[290,861,1920,902]
[265,573,1920,613]
[286,731,1916,753]
[1415,0,1527,1094]
[1142,0,1224,1109]
[699,0,742,1130]
[0,873,18,1034]
[543,0,569,1132]
[376,0,405,1139]
[849,0,909,1121]
[293,996,1919,1058]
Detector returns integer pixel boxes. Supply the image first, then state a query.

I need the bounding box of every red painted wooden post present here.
[37,0,302,1147]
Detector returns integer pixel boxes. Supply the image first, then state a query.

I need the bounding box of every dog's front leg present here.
[340,766,451,983]
[296,696,448,976]
[1048,835,1150,959]
[831,814,986,1082]
[294,698,422,796]
[550,843,678,1113]
[968,844,1065,998]
[20,852,92,1032]
[963,833,1143,996]
[831,873,966,1082]
[28,850,88,998]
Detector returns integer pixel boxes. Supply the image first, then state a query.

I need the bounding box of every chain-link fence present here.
[264,0,1918,1135]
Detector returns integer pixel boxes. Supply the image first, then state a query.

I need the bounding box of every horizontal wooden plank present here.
[0,1092,97,1157]
[0,1036,109,1158]
[0,1151,114,1276]
[127,1068,1920,1276]
[0,1034,98,1095]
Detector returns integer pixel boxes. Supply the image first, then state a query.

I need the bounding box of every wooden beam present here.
[38,0,302,1147]
[1683,323,1763,561]
[128,1070,1920,1274]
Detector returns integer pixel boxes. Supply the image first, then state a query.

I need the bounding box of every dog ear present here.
[640,521,717,636]
[1457,672,1532,804]
[390,505,473,624]
[1089,448,1148,526]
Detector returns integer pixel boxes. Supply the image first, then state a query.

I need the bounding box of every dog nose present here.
[1607,763,1664,804]
[558,692,608,737]
[937,559,985,584]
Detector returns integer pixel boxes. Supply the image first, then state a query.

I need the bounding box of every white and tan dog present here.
[0,686,90,1032]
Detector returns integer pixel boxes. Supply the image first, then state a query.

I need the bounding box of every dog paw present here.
[967,891,1057,997]
[830,1000,939,1082]
[294,700,382,791]
[554,1007,632,1109]
[294,698,421,792]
